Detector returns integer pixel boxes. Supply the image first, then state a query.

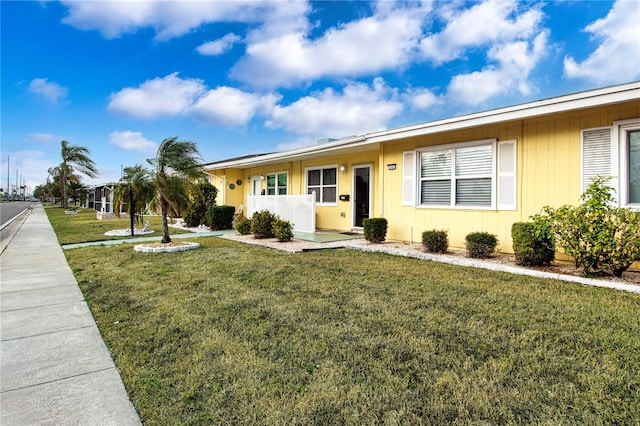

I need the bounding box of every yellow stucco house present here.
[204,81,639,254]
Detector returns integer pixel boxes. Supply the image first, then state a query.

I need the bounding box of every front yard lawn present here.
[45,207,190,245]
[65,237,640,425]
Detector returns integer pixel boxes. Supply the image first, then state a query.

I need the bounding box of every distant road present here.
[0,201,37,228]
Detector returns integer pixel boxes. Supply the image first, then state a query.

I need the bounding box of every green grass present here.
[45,207,190,245]
[64,237,640,425]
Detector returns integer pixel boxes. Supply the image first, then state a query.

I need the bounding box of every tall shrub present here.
[542,176,640,277]
[207,205,235,230]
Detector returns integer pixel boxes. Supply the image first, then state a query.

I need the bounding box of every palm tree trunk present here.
[161,196,171,243]
[61,173,68,209]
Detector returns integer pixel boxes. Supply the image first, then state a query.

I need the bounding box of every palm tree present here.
[113,164,156,231]
[58,140,98,209]
[147,137,205,243]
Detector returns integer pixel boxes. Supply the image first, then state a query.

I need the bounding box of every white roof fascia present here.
[366,81,640,144]
[204,135,367,169]
[205,82,640,170]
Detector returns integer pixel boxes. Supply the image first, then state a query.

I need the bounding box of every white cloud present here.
[232,3,428,88]
[420,0,544,64]
[405,88,442,110]
[28,78,68,103]
[196,33,241,56]
[266,78,402,138]
[190,87,279,126]
[108,73,205,119]
[446,31,548,106]
[109,131,157,154]
[26,132,60,143]
[60,0,302,40]
[564,0,640,84]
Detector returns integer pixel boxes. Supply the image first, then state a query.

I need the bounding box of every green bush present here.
[187,181,218,227]
[183,206,206,228]
[465,232,498,258]
[363,218,388,243]
[422,230,448,253]
[511,221,555,266]
[207,205,235,230]
[235,217,251,235]
[273,219,293,242]
[542,176,640,277]
[251,210,277,239]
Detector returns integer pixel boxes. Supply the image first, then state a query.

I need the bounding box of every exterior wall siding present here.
[205,99,639,260]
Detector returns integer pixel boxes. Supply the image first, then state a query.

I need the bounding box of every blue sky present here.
[1,0,639,194]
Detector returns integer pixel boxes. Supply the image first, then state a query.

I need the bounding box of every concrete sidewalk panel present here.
[1,285,84,311]
[0,252,69,270]
[1,302,95,340]
[0,272,78,292]
[1,326,114,392]
[1,368,141,426]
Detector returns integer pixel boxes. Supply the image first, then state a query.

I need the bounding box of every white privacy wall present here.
[247,194,316,233]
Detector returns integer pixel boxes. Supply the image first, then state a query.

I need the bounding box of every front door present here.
[352,165,372,228]
[252,176,262,195]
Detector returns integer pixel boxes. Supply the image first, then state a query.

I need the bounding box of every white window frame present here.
[266,172,288,195]
[613,119,640,208]
[416,139,497,210]
[305,165,338,206]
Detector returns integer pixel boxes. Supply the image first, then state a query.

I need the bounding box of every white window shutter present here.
[402,151,415,206]
[497,140,517,210]
[581,127,612,193]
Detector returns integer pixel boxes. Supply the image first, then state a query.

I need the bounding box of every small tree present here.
[57,140,98,209]
[543,176,640,277]
[113,165,156,227]
[147,137,205,243]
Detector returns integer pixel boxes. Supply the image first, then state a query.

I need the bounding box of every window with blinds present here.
[418,141,495,208]
[581,127,611,193]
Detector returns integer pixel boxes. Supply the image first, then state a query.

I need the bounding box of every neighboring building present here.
[82,183,118,218]
[204,82,640,254]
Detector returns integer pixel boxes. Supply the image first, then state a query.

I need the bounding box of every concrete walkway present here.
[1,205,141,425]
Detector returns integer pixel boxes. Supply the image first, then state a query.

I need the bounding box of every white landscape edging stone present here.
[133,242,200,253]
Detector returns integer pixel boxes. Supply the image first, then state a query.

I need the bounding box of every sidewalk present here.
[1,205,141,425]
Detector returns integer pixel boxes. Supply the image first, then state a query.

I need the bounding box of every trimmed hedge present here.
[207,205,235,230]
[363,218,388,243]
[465,232,498,258]
[422,230,448,253]
[511,222,555,266]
